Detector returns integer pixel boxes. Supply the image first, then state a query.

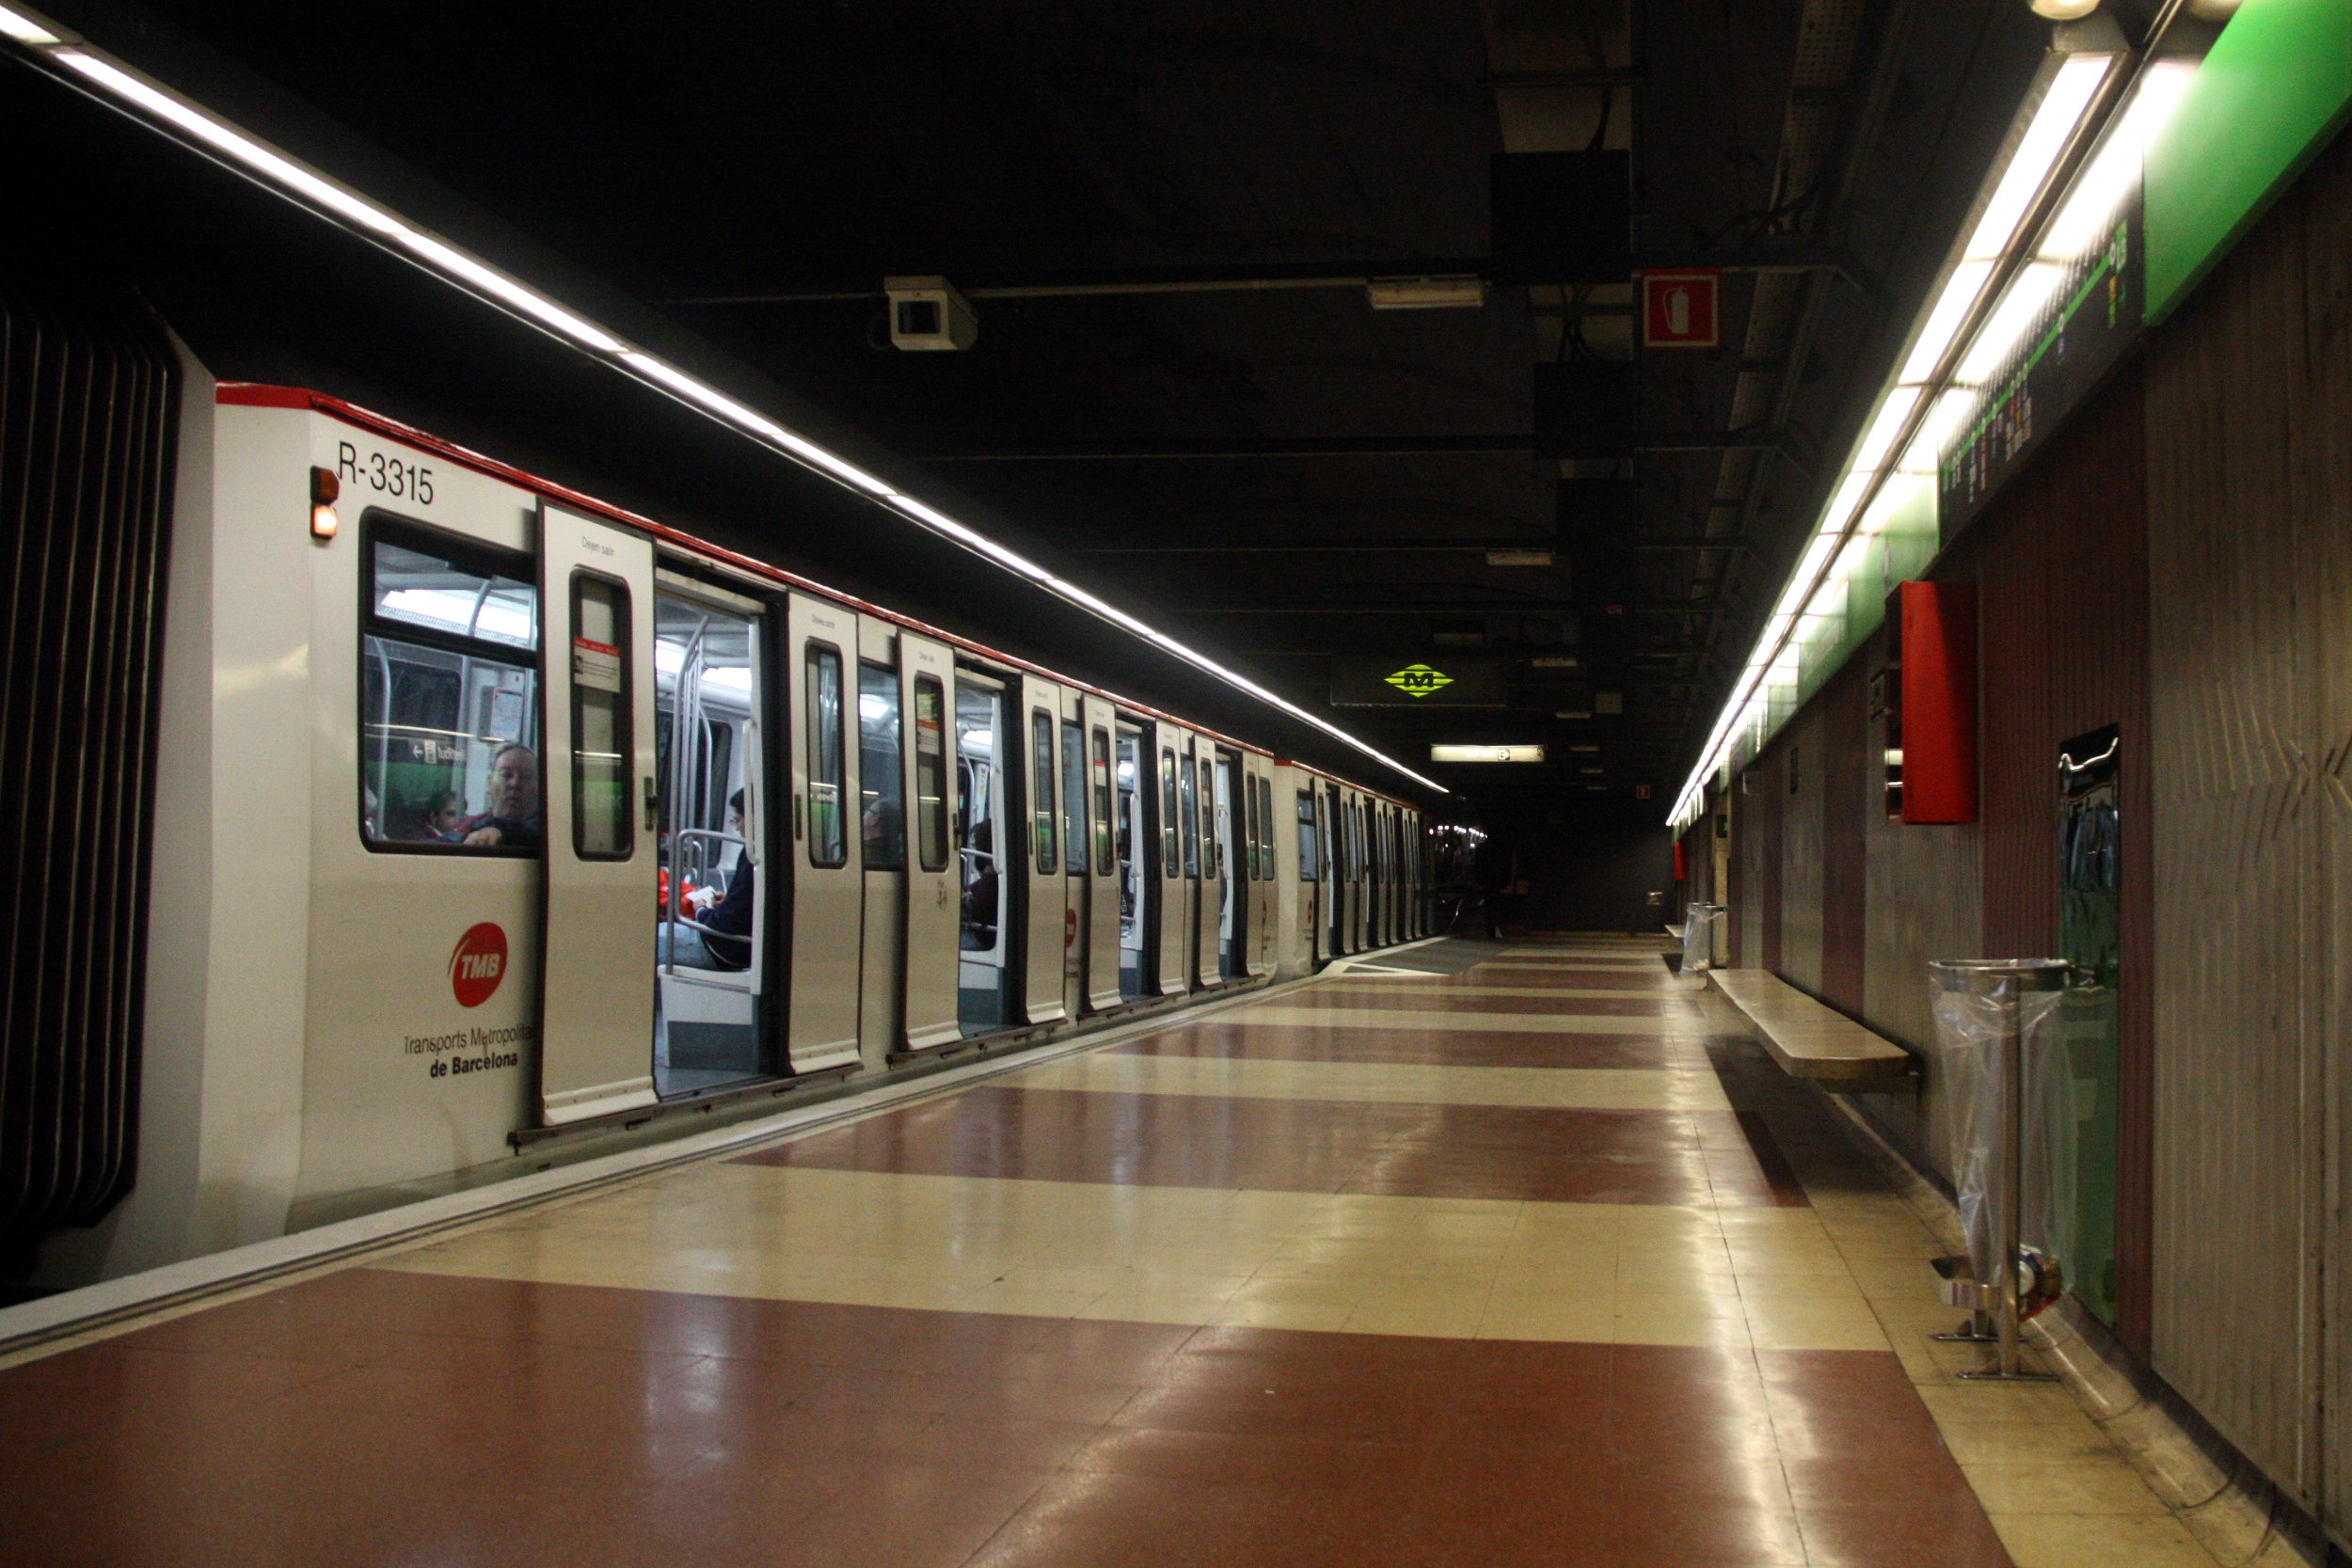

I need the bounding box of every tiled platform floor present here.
[0,936,2211,1567]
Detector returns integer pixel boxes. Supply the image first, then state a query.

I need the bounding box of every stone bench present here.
[1706,969,1916,1089]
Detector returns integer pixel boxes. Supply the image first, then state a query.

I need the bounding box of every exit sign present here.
[1641,270,1720,349]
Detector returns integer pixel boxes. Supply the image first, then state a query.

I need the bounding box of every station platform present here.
[0,939,2208,1568]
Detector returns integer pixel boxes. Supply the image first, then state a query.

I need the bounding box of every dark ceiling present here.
[11,0,2068,814]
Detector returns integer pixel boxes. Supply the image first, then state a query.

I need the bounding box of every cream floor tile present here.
[1341,1306,1481,1338]
[1990,1513,2221,1568]
[1743,1305,1889,1353]
[1916,1383,2087,1426]
[1476,1301,1617,1342]
[1007,1052,1728,1111]
[1960,1460,2172,1515]
[1613,1306,1754,1348]
[1938,1415,2120,1465]
[1224,1004,1711,1036]
[1311,980,1690,1001]
[1205,1299,1358,1332]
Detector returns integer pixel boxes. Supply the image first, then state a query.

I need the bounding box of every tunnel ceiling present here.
[40,0,2060,815]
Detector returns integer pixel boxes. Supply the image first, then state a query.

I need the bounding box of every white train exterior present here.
[55,365,1428,1284]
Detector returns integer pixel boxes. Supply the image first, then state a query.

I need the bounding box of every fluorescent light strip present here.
[0,2,58,43]
[7,10,1447,797]
[1667,46,2137,831]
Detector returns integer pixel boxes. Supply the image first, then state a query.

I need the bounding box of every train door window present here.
[653,589,763,1098]
[1180,755,1200,878]
[1240,768,1259,883]
[1258,776,1272,881]
[859,663,904,870]
[803,643,848,867]
[1158,748,1180,877]
[1030,708,1057,874]
[1090,729,1114,876]
[956,681,1008,1034]
[914,675,948,871]
[1296,790,1318,879]
[361,516,541,851]
[568,575,633,859]
[1061,721,1087,876]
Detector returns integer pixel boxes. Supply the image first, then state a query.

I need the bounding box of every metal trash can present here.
[1928,957,2074,1381]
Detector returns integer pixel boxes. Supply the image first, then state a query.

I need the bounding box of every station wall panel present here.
[2144,124,2352,1531]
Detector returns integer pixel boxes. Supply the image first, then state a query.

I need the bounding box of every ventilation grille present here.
[0,281,177,1260]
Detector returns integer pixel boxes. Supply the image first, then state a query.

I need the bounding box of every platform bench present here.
[1706,970,1916,1090]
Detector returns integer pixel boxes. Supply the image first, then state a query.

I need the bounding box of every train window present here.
[360,515,540,853]
[1179,756,1200,879]
[1061,721,1087,875]
[1159,749,1179,878]
[859,663,904,870]
[804,643,847,867]
[1296,790,1318,879]
[914,675,948,872]
[568,574,634,860]
[1242,772,1260,882]
[1258,777,1276,881]
[1090,728,1114,876]
[371,528,537,652]
[1201,764,1220,880]
[1030,709,1057,875]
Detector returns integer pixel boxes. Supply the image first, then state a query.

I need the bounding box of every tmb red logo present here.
[449,923,509,1008]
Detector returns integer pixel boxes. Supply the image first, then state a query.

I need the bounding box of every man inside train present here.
[658,789,753,971]
[447,743,541,850]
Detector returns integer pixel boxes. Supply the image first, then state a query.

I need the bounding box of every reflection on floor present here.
[0,935,2221,1567]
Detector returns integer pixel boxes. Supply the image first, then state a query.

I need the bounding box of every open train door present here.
[1247,754,1276,977]
[783,594,862,1073]
[900,630,961,1051]
[1082,694,1121,1011]
[1017,674,1069,1025]
[1193,736,1223,988]
[534,503,660,1125]
[1152,722,1189,995]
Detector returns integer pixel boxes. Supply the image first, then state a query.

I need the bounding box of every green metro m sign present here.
[1383,664,1454,698]
[1329,656,1505,707]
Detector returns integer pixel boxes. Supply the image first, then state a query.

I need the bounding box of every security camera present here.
[884,277,977,351]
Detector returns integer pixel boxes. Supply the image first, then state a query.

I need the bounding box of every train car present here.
[52,360,1429,1283]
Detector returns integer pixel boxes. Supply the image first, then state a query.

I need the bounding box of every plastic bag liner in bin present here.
[1681,904,1721,974]
[1928,958,2075,1299]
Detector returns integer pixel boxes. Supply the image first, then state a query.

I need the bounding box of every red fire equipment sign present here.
[1641,270,1720,349]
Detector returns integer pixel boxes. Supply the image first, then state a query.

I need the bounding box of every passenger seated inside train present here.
[659,789,753,971]
[445,744,541,849]
[961,817,998,947]
[414,789,460,841]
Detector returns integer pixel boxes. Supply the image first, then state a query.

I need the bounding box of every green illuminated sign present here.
[1383,664,1454,698]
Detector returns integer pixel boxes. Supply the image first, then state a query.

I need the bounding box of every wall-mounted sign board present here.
[1330,657,1507,706]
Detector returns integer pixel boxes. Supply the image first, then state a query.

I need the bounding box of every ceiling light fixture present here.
[7,8,1447,797]
[1366,276,1488,310]
[1433,744,1546,764]
[1666,37,2200,832]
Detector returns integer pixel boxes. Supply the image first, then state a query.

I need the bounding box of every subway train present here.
[40,361,1431,1281]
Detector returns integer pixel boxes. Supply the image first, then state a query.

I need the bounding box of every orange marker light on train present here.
[309,466,339,539]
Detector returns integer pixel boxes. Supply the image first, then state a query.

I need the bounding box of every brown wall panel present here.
[2145,126,2352,1522]
[1820,659,1869,1012]
[1780,706,1826,992]
[1756,752,1784,973]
